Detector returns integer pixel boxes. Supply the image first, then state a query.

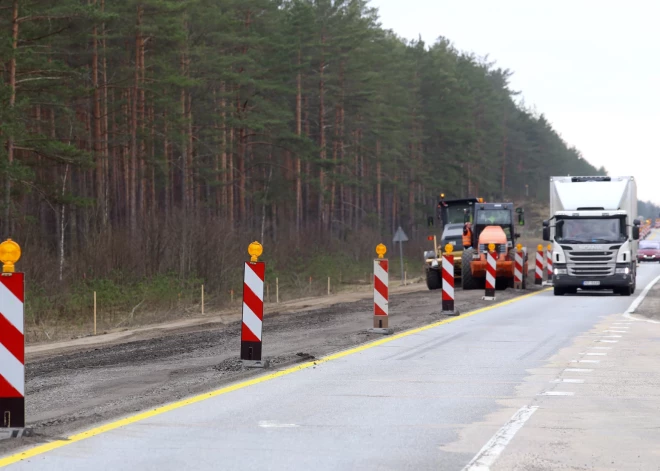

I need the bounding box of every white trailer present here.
[543,176,641,296]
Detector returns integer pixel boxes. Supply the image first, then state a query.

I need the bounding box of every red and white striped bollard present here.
[370,243,393,334]
[0,239,27,432]
[241,241,268,367]
[483,244,497,301]
[441,243,459,316]
[514,244,524,289]
[535,244,543,285]
[545,244,553,285]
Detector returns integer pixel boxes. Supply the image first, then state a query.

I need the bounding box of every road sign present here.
[393,226,408,285]
[393,226,408,243]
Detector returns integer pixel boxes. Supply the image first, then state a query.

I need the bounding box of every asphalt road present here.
[3,262,660,469]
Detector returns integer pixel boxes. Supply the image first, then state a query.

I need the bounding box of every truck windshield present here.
[555,217,626,243]
[444,205,472,224]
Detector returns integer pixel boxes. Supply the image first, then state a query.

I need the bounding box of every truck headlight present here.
[615,267,630,274]
[554,268,567,275]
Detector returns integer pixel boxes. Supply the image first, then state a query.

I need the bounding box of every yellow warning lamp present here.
[444,243,453,254]
[537,244,543,251]
[376,243,387,259]
[248,241,263,262]
[477,198,484,203]
[0,239,21,273]
[547,244,552,251]
[516,243,522,251]
[440,193,445,199]
[488,243,495,252]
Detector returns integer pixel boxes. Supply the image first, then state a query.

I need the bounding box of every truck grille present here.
[565,249,616,277]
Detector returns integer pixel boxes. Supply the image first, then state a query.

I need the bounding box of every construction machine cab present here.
[436,195,483,229]
[471,203,524,251]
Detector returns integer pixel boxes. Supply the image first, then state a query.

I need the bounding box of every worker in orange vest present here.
[462,222,473,249]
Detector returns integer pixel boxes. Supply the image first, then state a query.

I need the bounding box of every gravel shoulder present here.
[1,276,542,455]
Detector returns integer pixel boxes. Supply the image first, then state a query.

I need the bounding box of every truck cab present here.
[543,176,640,296]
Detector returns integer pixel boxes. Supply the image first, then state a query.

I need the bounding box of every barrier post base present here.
[514,282,523,289]
[542,281,553,287]
[368,327,394,335]
[441,309,460,316]
[0,428,33,441]
[241,359,270,368]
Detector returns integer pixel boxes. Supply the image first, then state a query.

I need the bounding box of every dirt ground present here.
[1,272,544,454]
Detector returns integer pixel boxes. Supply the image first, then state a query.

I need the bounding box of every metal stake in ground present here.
[240,241,269,368]
[368,243,393,335]
[441,243,459,316]
[393,226,408,286]
[514,243,524,289]
[544,244,553,286]
[0,239,32,439]
[483,243,497,301]
[535,244,543,285]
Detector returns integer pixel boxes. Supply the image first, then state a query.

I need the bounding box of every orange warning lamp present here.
[0,239,21,273]
[547,244,552,251]
[537,244,543,251]
[248,241,263,262]
[516,243,522,251]
[376,243,387,259]
[488,243,495,252]
[444,243,453,254]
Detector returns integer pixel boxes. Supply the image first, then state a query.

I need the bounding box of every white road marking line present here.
[565,368,593,372]
[462,405,539,471]
[595,340,618,343]
[593,347,612,350]
[257,421,299,428]
[584,352,607,356]
[603,330,628,333]
[623,274,660,323]
[552,379,584,383]
[602,335,622,338]
[539,391,575,396]
[571,360,600,363]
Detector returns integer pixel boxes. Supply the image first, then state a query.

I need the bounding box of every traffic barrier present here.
[441,244,459,316]
[545,244,553,285]
[483,245,496,301]
[369,244,393,335]
[0,239,27,432]
[240,242,268,368]
[514,244,524,289]
[535,244,543,285]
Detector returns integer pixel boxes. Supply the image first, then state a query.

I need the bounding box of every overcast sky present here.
[370,0,660,205]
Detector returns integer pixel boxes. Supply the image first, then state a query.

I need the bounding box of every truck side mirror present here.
[518,214,525,226]
[542,220,550,241]
[514,233,521,238]
[632,226,640,240]
[634,218,642,226]
[427,216,434,227]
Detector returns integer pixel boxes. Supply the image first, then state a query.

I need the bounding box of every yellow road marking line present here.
[0,288,549,467]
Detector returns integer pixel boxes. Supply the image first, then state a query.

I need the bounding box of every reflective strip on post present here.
[535,250,543,285]
[514,250,523,289]
[484,252,496,300]
[546,248,553,283]
[441,254,455,312]
[374,259,389,328]
[241,262,265,362]
[0,272,25,429]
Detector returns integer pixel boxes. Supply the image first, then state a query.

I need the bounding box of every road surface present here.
[2,262,660,469]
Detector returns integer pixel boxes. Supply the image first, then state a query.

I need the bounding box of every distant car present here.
[638,240,660,262]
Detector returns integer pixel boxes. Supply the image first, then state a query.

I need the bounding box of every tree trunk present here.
[4,0,19,237]
[295,48,303,233]
[317,32,326,229]
[376,139,382,228]
[129,5,142,235]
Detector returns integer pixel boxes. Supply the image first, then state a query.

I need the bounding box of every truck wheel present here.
[426,268,442,290]
[461,248,481,290]
[554,287,565,296]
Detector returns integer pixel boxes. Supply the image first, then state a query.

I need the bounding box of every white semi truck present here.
[543,176,641,296]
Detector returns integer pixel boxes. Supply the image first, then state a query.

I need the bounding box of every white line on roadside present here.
[603,330,628,333]
[595,340,618,343]
[565,368,592,372]
[602,335,622,338]
[539,391,575,396]
[593,347,612,350]
[583,352,607,356]
[572,360,600,363]
[552,379,584,383]
[623,274,660,324]
[462,405,539,471]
